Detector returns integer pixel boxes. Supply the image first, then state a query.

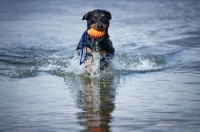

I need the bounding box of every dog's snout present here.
[97,23,103,29]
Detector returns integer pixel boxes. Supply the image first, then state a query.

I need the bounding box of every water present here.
[0,0,200,131]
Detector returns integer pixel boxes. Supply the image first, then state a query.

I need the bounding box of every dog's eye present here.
[101,15,107,21]
[92,16,97,20]
[103,17,107,22]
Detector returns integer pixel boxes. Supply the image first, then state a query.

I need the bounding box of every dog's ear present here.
[82,12,91,20]
[103,10,112,20]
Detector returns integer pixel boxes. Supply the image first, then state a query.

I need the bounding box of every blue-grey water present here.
[0,0,200,131]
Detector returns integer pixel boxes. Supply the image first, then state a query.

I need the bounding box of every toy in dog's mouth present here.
[87,28,105,39]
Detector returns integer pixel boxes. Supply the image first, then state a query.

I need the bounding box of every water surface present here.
[0,0,200,131]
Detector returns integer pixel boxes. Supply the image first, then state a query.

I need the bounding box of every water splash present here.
[60,52,101,77]
[4,45,182,78]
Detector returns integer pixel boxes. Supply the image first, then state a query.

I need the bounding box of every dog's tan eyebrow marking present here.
[101,14,105,17]
[92,14,97,20]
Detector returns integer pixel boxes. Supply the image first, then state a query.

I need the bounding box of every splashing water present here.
[3,45,182,78]
[84,52,101,76]
[42,51,102,77]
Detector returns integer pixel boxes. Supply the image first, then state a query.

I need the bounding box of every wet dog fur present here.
[78,9,114,72]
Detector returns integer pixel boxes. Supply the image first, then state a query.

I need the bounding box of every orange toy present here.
[87,28,105,39]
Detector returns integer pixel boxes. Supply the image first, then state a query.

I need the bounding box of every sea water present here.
[0,0,200,131]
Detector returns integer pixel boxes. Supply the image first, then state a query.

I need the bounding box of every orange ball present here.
[87,28,105,38]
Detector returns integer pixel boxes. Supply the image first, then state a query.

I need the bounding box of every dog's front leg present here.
[83,47,93,73]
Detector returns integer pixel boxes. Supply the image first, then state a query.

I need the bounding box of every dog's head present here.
[82,9,112,32]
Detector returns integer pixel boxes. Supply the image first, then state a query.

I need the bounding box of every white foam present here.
[84,52,101,76]
[134,57,157,71]
[38,46,174,76]
[64,52,101,77]
[64,52,85,75]
[112,54,161,72]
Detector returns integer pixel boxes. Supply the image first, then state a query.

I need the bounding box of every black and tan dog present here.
[76,9,115,71]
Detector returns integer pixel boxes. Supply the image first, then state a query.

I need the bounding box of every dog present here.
[76,9,115,72]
